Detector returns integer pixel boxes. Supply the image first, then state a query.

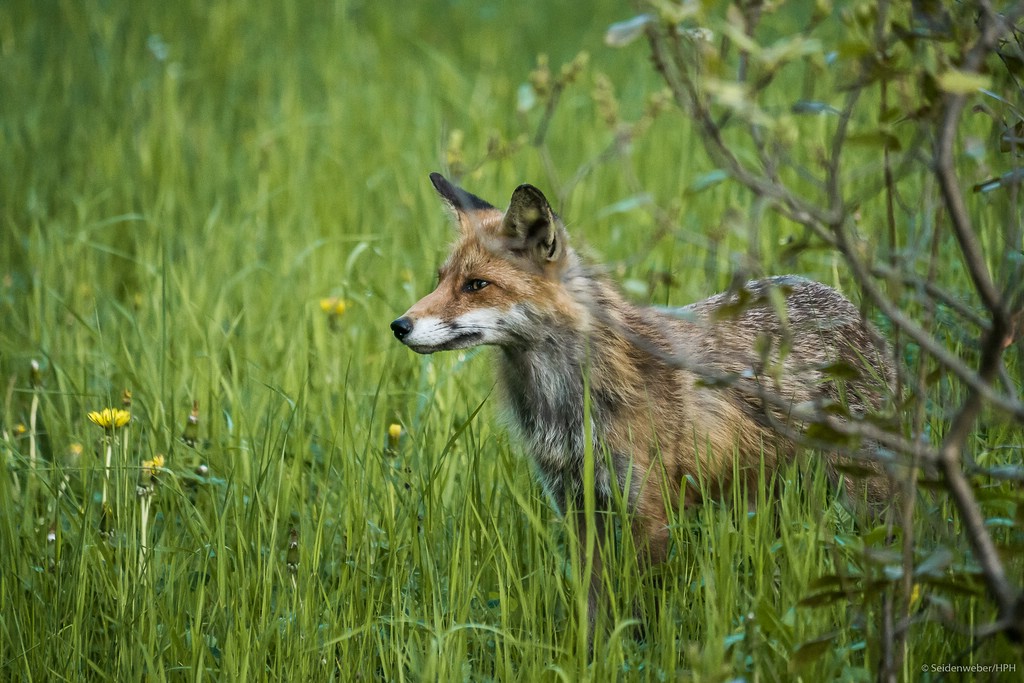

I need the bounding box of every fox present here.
[391,173,895,630]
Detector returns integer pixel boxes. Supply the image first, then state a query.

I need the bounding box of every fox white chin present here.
[404,332,484,354]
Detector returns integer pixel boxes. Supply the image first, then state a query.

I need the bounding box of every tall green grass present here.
[1,0,1021,680]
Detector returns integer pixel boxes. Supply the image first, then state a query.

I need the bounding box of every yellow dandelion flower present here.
[319,297,347,316]
[387,423,402,451]
[88,408,131,430]
[13,423,27,436]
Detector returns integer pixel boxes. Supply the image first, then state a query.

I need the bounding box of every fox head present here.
[391,173,577,354]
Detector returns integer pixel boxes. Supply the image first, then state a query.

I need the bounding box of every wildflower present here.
[319,297,347,316]
[90,408,129,506]
[386,423,402,454]
[181,401,199,447]
[121,388,132,408]
[13,423,27,436]
[30,359,41,387]
[88,408,131,430]
[137,456,164,576]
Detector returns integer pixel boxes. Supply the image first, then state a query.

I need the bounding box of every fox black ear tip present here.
[511,183,548,205]
[429,172,447,189]
[514,183,545,195]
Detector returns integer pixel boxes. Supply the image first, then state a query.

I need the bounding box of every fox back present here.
[392,174,894,566]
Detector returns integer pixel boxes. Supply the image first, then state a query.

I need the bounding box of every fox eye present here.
[463,278,490,292]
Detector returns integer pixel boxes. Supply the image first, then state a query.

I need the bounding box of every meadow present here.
[2,0,1022,680]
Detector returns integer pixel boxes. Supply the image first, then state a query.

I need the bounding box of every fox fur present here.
[391,174,894,622]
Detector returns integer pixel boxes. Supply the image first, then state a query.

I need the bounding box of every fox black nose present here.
[391,317,413,340]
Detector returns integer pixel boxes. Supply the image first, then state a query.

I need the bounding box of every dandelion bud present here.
[182,401,199,447]
[286,527,299,575]
[445,129,465,177]
[136,454,164,498]
[387,423,402,451]
[560,50,589,84]
[99,503,114,539]
[66,443,83,466]
[529,54,551,97]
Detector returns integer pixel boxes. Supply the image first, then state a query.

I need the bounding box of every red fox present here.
[392,173,894,626]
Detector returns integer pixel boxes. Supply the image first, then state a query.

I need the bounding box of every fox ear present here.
[502,184,564,264]
[429,173,496,215]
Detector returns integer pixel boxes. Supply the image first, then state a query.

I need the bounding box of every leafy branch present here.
[630,0,1024,670]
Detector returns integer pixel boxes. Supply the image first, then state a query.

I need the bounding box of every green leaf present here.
[817,360,863,380]
[761,36,823,69]
[799,589,849,607]
[807,574,848,591]
[596,193,653,217]
[915,576,984,597]
[805,422,859,448]
[604,14,654,48]
[755,602,795,649]
[694,373,741,389]
[790,632,838,670]
[791,100,840,115]
[936,69,991,94]
[687,169,729,193]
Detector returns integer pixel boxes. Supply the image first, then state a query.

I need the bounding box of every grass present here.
[2,0,1022,680]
